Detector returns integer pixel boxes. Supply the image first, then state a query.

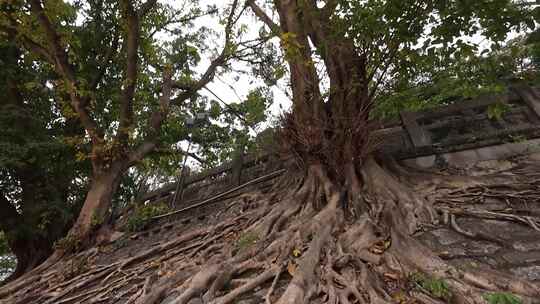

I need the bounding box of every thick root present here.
[3,159,540,304]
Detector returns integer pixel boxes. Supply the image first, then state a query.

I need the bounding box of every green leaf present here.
[483,292,522,304]
[487,102,510,121]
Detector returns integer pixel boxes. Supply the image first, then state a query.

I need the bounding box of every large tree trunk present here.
[0,38,85,280]
[273,0,372,188]
[4,238,51,283]
[133,1,536,303]
[0,195,54,283]
[66,162,126,247]
[0,167,74,281]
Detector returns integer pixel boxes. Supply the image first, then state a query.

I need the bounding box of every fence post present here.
[171,165,191,208]
[178,166,190,205]
[231,149,244,186]
[400,111,431,149]
[513,85,540,118]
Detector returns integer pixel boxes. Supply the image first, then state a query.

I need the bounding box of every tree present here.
[159,1,540,303]
[2,1,540,303]
[0,0,244,249]
[0,0,275,280]
[373,34,540,118]
[0,36,89,281]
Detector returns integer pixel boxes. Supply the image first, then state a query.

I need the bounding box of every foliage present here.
[0,0,266,256]
[410,272,452,301]
[251,127,278,156]
[125,202,169,232]
[0,255,15,282]
[331,0,537,119]
[483,292,522,304]
[487,102,511,121]
[54,234,82,254]
[0,0,537,281]
[190,86,272,168]
[234,230,259,253]
[508,134,527,143]
[373,34,540,119]
[0,31,88,269]
[0,232,16,281]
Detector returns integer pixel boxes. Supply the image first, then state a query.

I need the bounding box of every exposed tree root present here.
[2,157,540,304]
[156,158,540,304]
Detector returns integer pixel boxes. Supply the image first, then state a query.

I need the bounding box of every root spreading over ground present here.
[1,157,540,304]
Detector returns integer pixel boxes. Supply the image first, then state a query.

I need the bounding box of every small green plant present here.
[483,292,522,304]
[61,255,90,280]
[487,102,510,121]
[90,213,105,230]
[235,231,259,252]
[54,234,82,253]
[126,202,169,232]
[410,272,452,301]
[508,134,526,143]
[113,237,129,250]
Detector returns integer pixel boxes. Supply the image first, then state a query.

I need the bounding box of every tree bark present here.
[4,238,51,283]
[0,195,55,282]
[2,0,237,253]
[67,162,126,245]
[260,0,374,185]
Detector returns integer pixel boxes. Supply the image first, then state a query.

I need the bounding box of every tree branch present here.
[89,30,120,90]
[172,0,240,104]
[0,14,54,66]
[245,0,281,35]
[172,79,198,91]
[7,30,54,63]
[117,0,140,145]
[367,44,399,101]
[29,0,77,86]
[321,0,338,19]
[19,35,54,63]
[28,0,104,144]
[179,151,205,165]
[131,0,240,164]
[128,66,173,165]
[138,0,158,18]
[147,9,218,40]
[302,0,329,59]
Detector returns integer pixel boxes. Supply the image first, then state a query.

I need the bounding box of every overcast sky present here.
[165,0,291,128]
[182,0,523,121]
[161,0,528,169]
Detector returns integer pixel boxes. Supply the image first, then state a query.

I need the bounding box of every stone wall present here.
[139,85,540,224]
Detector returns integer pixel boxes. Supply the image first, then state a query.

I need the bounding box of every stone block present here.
[443,150,479,167]
[513,241,540,252]
[467,241,500,255]
[528,152,540,161]
[431,229,467,246]
[510,265,540,281]
[475,145,512,161]
[502,251,540,265]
